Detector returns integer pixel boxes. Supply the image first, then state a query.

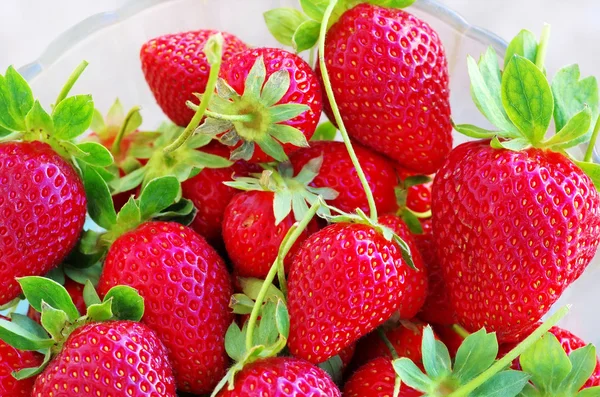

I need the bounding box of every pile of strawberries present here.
[1,0,600,396]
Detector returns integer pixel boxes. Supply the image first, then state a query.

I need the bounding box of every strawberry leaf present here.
[559,345,598,392]
[86,298,114,322]
[469,370,530,397]
[110,166,147,194]
[40,301,69,340]
[367,0,417,8]
[318,355,344,384]
[504,29,538,68]
[520,332,572,393]
[18,276,80,321]
[544,106,592,149]
[102,285,144,322]
[90,108,105,132]
[0,318,53,351]
[275,299,290,338]
[225,322,247,362]
[25,100,54,135]
[0,66,33,131]
[393,358,434,391]
[12,349,52,380]
[83,280,102,307]
[490,137,531,151]
[422,325,452,378]
[52,94,94,140]
[81,162,117,229]
[138,176,181,220]
[293,20,321,52]
[453,328,499,383]
[574,160,600,191]
[501,55,554,144]
[230,293,256,315]
[75,142,114,167]
[453,123,498,139]
[264,8,308,47]
[578,387,600,397]
[9,314,47,340]
[300,0,328,20]
[312,121,337,141]
[401,210,423,234]
[64,262,102,287]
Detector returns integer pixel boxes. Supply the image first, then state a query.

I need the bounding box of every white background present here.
[1,0,599,77]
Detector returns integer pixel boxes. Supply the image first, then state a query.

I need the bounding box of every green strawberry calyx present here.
[0,277,144,380]
[395,174,433,235]
[225,157,338,223]
[264,0,416,55]
[393,306,570,397]
[194,55,311,162]
[0,62,115,173]
[455,25,600,190]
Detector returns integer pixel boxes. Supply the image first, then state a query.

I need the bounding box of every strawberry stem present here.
[245,200,322,351]
[535,24,551,70]
[163,35,224,154]
[54,60,89,106]
[318,0,379,221]
[111,106,141,156]
[451,324,470,339]
[584,115,600,162]
[377,328,401,397]
[447,305,569,397]
[204,110,254,123]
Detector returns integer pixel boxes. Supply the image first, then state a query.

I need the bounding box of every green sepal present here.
[422,325,452,378]
[230,294,257,315]
[0,318,54,351]
[52,94,94,140]
[574,160,600,191]
[453,123,498,139]
[102,285,144,322]
[25,100,54,136]
[83,279,102,307]
[318,355,344,384]
[110,166,147,194]
[40,301,69,340]
[504,29,538,68]
[239,277,285,302]
[490,137,531,151]
[393,358,434,392]
[81,162,117,229]
[12,348,52,380]
[264,8,308,47]
[578,387,600,397]
[139,176,181,219]
[225,321,249,363]
[45,266,66,285]
[0,66,34,131]
[64,262,103,287]
[470,370,530,397]
[18,276,80,321]
[86,298,114,322]
[73,142,114,167]
[9,314,48,340]
[559,345,598,393]
[293,20,321,52]
[312,121,337,141]
[401,210,423,235]
[453,328,499,384]
[153,199,197,225]
[543,106,592,150]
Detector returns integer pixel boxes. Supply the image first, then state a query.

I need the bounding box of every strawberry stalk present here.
[451,324,470,339]
[377,328,402,397]
[163,34,224,154]
[534,24,551,70]
[584,115,600,162]
[447,306,570,397]
[245,200,322,351]
[54,60,88,105]
[318,0,379,221]
[111,105,141,156]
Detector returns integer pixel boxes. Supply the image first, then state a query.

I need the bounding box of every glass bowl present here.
[16,0,600,345]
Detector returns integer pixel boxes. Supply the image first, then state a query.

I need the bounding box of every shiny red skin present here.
[0,316,43,396]
[32,321,176,397]
[344,357,422,397]
[216,357,340,397]
[220,47,322,163]
[320,4,452,174]
[290,141,398,216]
[499,326,600,389]
[353,320,428,369]
[222,190,319,278]
[432,141,600,342]
[28,278,87,324]
[431,324,464,358]
[182,142,259,247]
[378,215,428,319]
[414,219,455,325]
[97,222,233,394]
[288,223,416,364]
[141,30,248,126]
[0,141,86,304]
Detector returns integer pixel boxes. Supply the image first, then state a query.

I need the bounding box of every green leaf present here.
[402,210,423,234]
[300,0,328,20]
[454,328,499,383]
[181,148,232,169]
[106,98,124,127]
[244,56,267,101]
[0,124,11,137]
[261,70,290,108]
[64,263,103,287]
[504,30,538,68]
[491,137,531,151]
[318,355,344,384]
[467,56,518,135]
[264,8,307,47]
[293,20,321,53]
[274,190,293,225]
[453,123,498,139]
[275,300,290,338]
[103,285,144,322]
[367,0,417,8]
[501,55,554,144]
[225,322,247,362]
[256,134,288,162]
[312,121,337,141]
[9,314,47,340]
[269,104,309,124]
[239,278,285,302]
[18,277,79,321]
[115,197,141,228]
[552,64,599,136]
[52,95,94,140]
[153,199,196,224]
[139,176,181,220]
[25,100,54,134]
[268,123,309,146]
[544,106,592,149]
[81,163,117,229]
[574,160,600,191]
[74,142,114,167]
[230,293,256,315]
[83,279,101,307]
[0,66,34,131]
[40,301,69,340]
[13,348,52,380]
[560,345,598,392]
[0,318,54,351]
[520,332,572,393]
[393,357,434,392]
[45,266,66,285]
[422,325,452,378]
[471,370,530,397]
[87,298,114,322]
[110,166,146,194]
[578,387,600,397]
[90,108,105,132]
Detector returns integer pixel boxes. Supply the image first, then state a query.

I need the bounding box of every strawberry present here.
[287,221,417,364]
[27,277,86,324]
[344,357,422,397]
[215,357,340,396]
[317,3,452,174]
[199,47,322,163]
[0,316,43,396]
[290,141,398,216]
[97,221,233,394]
[33,321,176,396]
[395,167,433,215]
[435,30,600,342]
[141,30,248,126]
[378,214,428,319]
[181,142,259,247]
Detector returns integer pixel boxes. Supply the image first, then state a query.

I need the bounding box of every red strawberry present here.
[288,222,417,364]
[27,277,86,324]
[395,167,433,214]
[182,142,259,247]
[0,141,86,304]
[141,30,248,126]
[97,221,233,394]
[433,141,600,342]
[211,47,322,163]
[0,316,43,396]
[290,141,398,216]
[344,357,422,397]
[378,214,428,318]
[216,357,340,396]
[319,3,452,174]
[32,321,176,396]
[353,320,429,368]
